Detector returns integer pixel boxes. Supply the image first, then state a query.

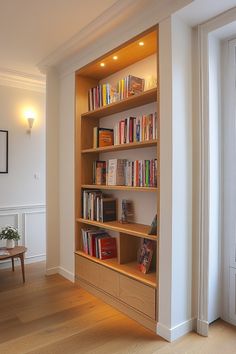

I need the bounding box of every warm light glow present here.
[24,109,36,120]
[139,41,144,46]
[100,62,105,67]
[22,108,37,134]
[113,56,118,60]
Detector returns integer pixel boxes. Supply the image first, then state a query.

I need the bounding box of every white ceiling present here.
[1,0,236,80]
[0,0,118,78]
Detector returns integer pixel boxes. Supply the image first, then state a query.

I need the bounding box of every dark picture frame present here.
[0,130,8,173]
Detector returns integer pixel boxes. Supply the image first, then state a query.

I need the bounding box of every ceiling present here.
[0,0,118,78]
[1,0,236,81]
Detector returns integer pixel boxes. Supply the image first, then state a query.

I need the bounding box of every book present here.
[100,197,117,222]
[128,75,145,96]
[107,159,126,186]
[98,128,114,147]
[137,239,154,274]
[98,237,117,259]
[93,161,106,185]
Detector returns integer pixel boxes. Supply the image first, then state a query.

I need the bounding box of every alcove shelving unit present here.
[75,27,159,332]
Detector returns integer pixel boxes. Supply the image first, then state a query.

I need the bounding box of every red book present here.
[98,237,117,259]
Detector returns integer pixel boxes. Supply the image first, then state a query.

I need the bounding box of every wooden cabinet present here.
[76,253,156,320]
[75,26,159,331]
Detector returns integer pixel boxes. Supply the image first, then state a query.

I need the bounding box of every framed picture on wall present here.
[0,130,8,173]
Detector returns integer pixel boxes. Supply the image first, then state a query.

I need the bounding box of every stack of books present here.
[114,113,157,145]
[83,190,117,222]
[88,75,145,111]
[81,228,117,259]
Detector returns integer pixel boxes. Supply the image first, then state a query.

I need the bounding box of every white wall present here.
[45,69,60,274]
[0,85,45,206]
[59,72,75,281]
[208,33,221,323]
[171,14,193,331]
[158,15,193,341]
[0,84,46,263]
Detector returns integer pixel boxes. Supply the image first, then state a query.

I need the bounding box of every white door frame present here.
[196,7,236,337]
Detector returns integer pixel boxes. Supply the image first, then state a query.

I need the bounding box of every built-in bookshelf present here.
[75,26,159,332]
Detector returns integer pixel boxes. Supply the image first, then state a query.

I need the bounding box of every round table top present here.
[0,246,27,260]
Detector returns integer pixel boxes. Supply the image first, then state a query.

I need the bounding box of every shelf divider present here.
[81,88,157,120]
[82,139,157,154]
[77,218,157,241]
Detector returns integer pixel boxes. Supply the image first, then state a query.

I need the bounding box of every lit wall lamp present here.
[27,117,35,134]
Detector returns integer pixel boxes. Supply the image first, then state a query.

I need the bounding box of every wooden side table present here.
[0,246,27,283]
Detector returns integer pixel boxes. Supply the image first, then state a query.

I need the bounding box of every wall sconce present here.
[27,117,35,134]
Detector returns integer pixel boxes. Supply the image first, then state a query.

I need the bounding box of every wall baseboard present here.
[46,266,74,283]
[58,266,75,283]
[46,266,59,276]
[157,318,196,342]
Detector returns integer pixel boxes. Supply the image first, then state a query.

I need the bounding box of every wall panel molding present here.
[0,204,46,268]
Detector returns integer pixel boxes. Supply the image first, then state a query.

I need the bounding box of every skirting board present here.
[77,277,157,333]
[157,318,196,342]
[46,266,75,283]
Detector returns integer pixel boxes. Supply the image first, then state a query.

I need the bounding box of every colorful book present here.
[98,237,117,259]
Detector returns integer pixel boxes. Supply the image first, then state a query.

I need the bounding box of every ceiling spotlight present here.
[113,56,118,60]
[139,41,144,46]
[100,62,105,67]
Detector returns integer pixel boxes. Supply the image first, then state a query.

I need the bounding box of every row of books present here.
[114,113,157,145]
[93,113,157,148]
[81,228,117,260]
[93,158,157,187]
[83,190,116,221]
[88,75,145,111]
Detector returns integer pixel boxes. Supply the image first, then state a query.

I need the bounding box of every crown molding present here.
[0,68,45,93]
[37,0,150,73]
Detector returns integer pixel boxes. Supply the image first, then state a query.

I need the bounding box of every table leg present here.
[19,254,25,283]
[11,257,14,272]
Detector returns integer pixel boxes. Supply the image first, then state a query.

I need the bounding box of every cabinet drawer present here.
[119,275,156,319]
[76,254,119,297]
[99,266,119,297]
[75,254,100,287]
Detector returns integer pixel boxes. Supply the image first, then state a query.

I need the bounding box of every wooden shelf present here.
[76,251,157,288]
[77,218,157,241]
[82,184,157,192]
[81,88,157,120]
[82,139,157,154]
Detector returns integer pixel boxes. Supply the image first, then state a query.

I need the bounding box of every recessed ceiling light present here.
[113,56,118,60]
[100,62,105,67]
[139,41,144,46]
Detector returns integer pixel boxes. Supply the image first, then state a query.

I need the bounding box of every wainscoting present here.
[0,204,46,268]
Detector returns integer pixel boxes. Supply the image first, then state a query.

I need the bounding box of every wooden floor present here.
[0,262,236,354]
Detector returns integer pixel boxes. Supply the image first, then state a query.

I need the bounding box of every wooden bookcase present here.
[75,26,159,332]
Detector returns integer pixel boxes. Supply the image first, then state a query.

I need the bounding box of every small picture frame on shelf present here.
[119,199,134,224]
[0,130,8,174]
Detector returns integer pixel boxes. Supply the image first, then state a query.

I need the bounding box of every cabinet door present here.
[229,267,236,322]
[119,274,156,319]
